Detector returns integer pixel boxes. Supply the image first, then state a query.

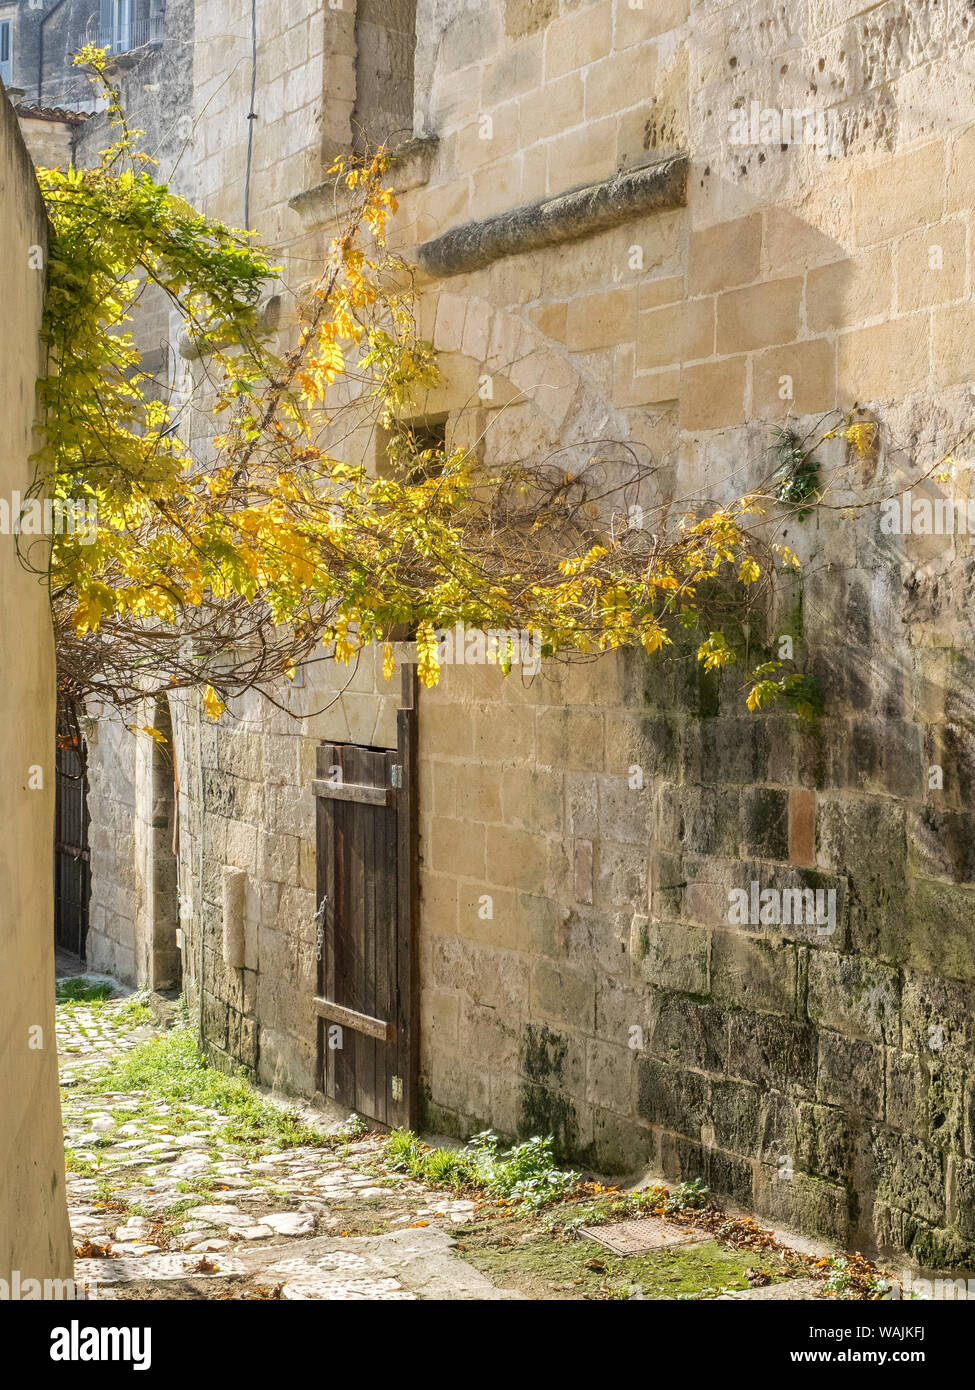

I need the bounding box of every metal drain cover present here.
[580,1217,699,1255]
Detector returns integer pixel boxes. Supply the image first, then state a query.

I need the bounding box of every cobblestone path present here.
[58,995,505,1300]
[57,985,887,1302]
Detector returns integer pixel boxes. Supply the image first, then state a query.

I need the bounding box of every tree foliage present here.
[30,49,824,725]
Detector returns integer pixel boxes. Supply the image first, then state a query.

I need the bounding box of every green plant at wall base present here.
[664,1178,711,1214]
[35,49,836,725]
[383,1128,579,1209]
[89,1024,331,1149]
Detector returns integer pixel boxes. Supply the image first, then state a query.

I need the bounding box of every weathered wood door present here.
[313,703,417,1128]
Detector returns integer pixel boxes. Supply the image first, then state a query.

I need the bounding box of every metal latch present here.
[391,1075,403,1101]
[391,765,403,788]
[314,896,328,961]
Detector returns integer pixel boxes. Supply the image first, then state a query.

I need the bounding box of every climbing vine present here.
[30,47,839,725]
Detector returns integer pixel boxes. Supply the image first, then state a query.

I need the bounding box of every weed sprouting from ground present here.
[383,1129,579,1210]
[664,1178,710,1213]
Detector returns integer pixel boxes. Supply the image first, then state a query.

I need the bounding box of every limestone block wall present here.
[15,112,80,169]
[397,0,975,1269]
[416,638,975,1269]
[84,714,139,983]
[79,0,196,986]
[0,89,73,1284]
[172,651,400,1096]
[73,0,975,1270]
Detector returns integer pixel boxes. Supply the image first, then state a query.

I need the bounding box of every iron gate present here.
[54,731,90,958]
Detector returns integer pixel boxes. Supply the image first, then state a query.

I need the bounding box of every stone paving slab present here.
[75,1253,248,1285]
[78,1228,522,1301]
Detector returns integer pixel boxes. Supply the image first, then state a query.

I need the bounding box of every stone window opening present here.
[377,413,447,482]
[351,0,417,155]
[0,14,13,87]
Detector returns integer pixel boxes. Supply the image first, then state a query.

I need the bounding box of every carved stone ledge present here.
[289,133,440,219]
[416,153,688,279]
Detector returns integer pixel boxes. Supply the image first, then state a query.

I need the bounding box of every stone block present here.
[543,2,613,81]
[649,993,727,1074]
[728,1012,817,1092]
[716,277,802,354]
[751,337,836,418]
[817,1031,885,1120]
[866,1126,945,1225]
[855,143,945,245]
[637,1057,709,1137]
[711,931,797,1016]
[636,918,709,994]
[680,355,747,430]
[742,786,790,861]
[531,959,595,1031]
[806,951,900,1043]
[688,214,762,296]
[710,1078,761,1156]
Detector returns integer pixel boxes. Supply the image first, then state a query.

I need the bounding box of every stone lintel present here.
[416,153,688,279]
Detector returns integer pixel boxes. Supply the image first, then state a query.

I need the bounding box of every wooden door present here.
[313,705,417,1127]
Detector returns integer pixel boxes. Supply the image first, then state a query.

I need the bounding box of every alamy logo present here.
[1,1270,91,1299]
[728,102,841,157]
[728,881,836,935]
[0,492,97,543]
[880,490,975,536]
[436,623,542,675]
[50,1321,150,1370]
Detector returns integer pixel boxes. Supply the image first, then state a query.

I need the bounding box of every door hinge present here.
[391,764,403,788]
[391,1075,404,1101]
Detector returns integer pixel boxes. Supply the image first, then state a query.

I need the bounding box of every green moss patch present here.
[456,1219,793,1300]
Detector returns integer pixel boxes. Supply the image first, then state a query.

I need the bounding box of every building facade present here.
[0,84,73,1288]
[1,0,168,107]
[75,0,975,1271]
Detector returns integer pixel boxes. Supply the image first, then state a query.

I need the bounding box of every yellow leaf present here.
[641,624,671,655]
[416,621,441,689]
[202,685,225,721]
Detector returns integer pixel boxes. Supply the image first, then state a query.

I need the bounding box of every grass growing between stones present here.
[57,977,116,1003]
[57,982,153,1027]
[85,1023,331,1150]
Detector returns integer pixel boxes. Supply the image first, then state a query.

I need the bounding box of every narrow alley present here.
[55,974,893,1303]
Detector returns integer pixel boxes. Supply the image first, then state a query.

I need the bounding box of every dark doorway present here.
[54,723,90,959]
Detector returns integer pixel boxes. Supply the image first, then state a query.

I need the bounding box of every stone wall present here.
[15,110,82,168]
[0,87,73,1285]
[416,635,975,1268]
[171,658,401,1098]
[393,0,975,1269]
[77,0,975,1269]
